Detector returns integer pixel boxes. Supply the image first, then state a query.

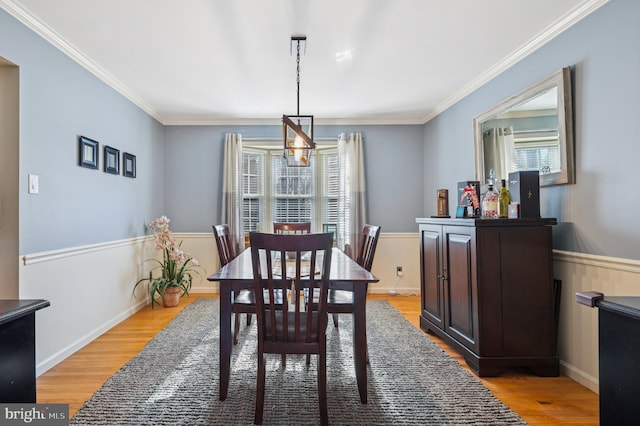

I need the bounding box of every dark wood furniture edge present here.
[416,217,557,227]
[0,299,50,326]
[420,307,559,377]
[577,293,640,321]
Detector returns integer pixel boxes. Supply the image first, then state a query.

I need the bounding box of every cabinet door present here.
[499,226,555,356]
[420,225,444,329]
[443,226,478,351]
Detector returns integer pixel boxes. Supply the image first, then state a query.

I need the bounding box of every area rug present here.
[70,298,527,425]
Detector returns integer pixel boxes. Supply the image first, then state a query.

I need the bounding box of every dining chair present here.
[212,224,254,345]
[306,224,381,364]
[331,224,381,324]
[273,222,311,234]
[249,231,333,426]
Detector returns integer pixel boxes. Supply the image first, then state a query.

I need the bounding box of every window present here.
[241,143,339,235]
[320,152,340,227]
[271,154,315,223]
[513,130,561,174]
[242,152,264,234]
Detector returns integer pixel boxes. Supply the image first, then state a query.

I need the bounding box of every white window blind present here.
[242,151,264,234]
[271,153,315,225]
[321,151,339,229]
[241,143,341,235]
[514,132,561,174]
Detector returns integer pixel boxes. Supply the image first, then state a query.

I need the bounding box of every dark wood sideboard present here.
[0,299,50,402]
[416,217,560,377]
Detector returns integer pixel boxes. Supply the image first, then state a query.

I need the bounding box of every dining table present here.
[207,246,379,403]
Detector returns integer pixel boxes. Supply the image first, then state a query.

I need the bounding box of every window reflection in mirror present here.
[473,67,575,187]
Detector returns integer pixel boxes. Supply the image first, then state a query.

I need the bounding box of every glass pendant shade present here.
[283,114,315,167]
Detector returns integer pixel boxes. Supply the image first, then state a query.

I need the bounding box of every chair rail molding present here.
[22,236,151,266]
[553,249,640,274]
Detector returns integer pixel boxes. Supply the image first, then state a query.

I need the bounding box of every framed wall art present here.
[104,146,120,174]
[79,136,99,169]
[123,152,136,178]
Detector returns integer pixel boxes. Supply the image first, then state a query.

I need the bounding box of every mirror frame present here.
[473,67,575,187]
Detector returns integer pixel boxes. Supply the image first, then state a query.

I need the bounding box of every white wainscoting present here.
[20,237,154,376]
[20,232,640,394]
[366,233,420,296]
[553,250,640,393]
[187,232,422,296]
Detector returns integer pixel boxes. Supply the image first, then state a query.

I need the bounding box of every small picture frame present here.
[104,146,120,174]
[79,136,99,169]
[123,152,136,178]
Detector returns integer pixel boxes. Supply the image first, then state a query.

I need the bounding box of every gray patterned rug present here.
[70,298,526,425]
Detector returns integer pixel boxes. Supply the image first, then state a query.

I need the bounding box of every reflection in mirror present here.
[473,67,575,187]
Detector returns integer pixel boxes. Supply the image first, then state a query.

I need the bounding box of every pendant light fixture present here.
[283,35,315,167]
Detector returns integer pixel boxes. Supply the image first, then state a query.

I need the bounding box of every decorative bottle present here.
[488,168,496,187]
[498,179,510,218]
[481,184,499,218]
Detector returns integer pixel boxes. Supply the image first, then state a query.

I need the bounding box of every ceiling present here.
[1,0,606,125]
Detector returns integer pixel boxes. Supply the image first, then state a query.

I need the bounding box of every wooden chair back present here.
[355,224,381,271]
[273,222,311,235]
[249,231,333,424]
[212,224,236,266]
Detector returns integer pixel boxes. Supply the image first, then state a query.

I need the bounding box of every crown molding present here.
[420,0,610,123]
[162,116,426,126]
[0,0,164,123]
[1,0,608,127]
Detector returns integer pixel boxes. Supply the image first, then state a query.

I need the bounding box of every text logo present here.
[0,404,68,425]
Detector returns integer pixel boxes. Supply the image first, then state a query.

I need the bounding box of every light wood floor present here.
[37,294,598,424]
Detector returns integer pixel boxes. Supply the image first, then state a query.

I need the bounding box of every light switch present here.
[28,174,39,194]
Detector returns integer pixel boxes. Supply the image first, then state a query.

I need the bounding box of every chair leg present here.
[318,351,328,426]
[254,353,266,425]
[246,313,252,326]
[233,312,241,345]
[332,313,339,328]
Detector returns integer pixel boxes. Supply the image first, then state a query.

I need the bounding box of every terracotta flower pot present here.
[162,287,182,308]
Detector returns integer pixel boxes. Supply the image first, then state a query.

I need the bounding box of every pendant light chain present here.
[296,40,301,116]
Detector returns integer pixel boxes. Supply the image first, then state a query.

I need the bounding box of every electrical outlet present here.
[396,266,403,277]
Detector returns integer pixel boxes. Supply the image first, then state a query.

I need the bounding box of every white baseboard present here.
[560,359,599,393]
[35,299,148,376]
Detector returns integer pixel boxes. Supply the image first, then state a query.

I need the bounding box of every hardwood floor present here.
[37,294,598,424]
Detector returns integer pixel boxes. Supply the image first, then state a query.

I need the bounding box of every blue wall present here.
[423,0,640,260]
[164,124,424,233]
[0,8,166,254]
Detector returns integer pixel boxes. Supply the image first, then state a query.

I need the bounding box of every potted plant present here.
[134,216,202,308]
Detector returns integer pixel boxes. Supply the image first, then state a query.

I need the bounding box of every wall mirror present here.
[473,67,575,187]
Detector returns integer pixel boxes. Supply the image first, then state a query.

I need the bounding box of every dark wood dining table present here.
[207,246,379,403]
